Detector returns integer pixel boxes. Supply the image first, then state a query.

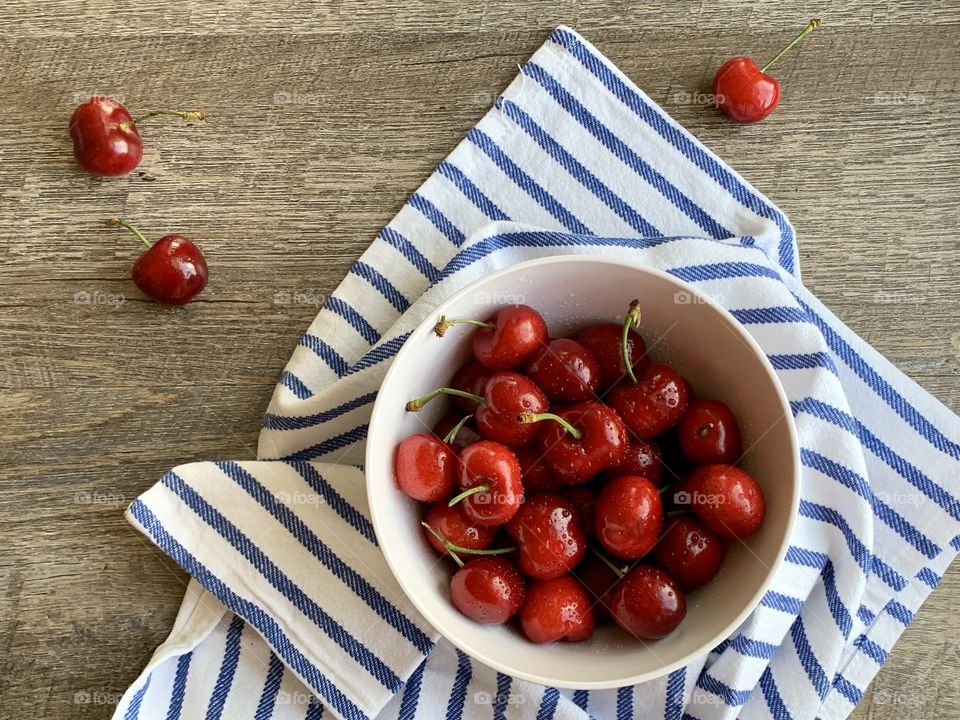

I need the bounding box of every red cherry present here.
[610,565,686,639]
[526,402,628,485]
[108,219,208,305]
[450,557,525,624]
[677,399,742,465]
[506,495,586,579]
[687,464,766,540]
[449,361,492,413]
[573,553,623,618]
[519,575,595,643]
[422,502,497,557]
[515,446,563,494]
[454,441,523,526]
[524,338,601,402]
[395,433,457,502]
[575,301,650,391]
[653,516,726,591]
[475,372,548,447]
[713,20,822,124]
[435,305,549,370]
[432,414,483,451]
[609,364,691,439]
[601,438,664,486]
[594,475,663,560]
[69,100,206,175]
[561,486,597,539]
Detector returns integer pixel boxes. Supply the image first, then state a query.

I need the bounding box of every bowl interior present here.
[367,256,798,688]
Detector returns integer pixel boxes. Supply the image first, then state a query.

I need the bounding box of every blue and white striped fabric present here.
[113,26,960,720]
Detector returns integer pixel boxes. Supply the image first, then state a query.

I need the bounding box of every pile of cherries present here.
[395,301,766,644]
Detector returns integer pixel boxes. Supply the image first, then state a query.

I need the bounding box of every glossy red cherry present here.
[524,338,601,402]
[609,364,691,439]
[449,360,492,413]
[432,414,483,451]
[594,475,663,560]
[653,516,726,591]
[576,300,650,391]
[515,446,562,494]
[475,372,548,447]
[602,438,663,486]
[687,464,766,540]
[450,557,525,624]
[395,432,457,502]
[454,440,523,526]
[506,495,586,579]
[713,20,821,124]
[573,552,624,618]
[525,402,628,485]
[69,99,206,175]
[610,565,686,639]
[108,219,208,305]
[519,576,595,643]
[435,305,549,370]
[422,502,498,557]
[677,399,742,465]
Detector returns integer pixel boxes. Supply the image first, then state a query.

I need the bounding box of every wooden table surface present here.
[1,1,957,718]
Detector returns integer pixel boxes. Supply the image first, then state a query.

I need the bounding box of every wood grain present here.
[0,2,957,718]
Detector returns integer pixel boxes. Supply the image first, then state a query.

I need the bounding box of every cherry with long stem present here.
[119,109,208,132]
[622,299,642,384]
[760,19,822,73]
[516,411,583,440]
[406,387,486,412]
[107,218,151,248]
[433,315,494,337]
[442,414,473,444]
[447,484,490,508]
[421,522,516,568]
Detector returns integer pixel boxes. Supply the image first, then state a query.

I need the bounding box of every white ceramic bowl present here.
[366,255,799,689]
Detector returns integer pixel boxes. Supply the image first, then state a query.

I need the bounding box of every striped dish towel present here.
[113,26,960,720]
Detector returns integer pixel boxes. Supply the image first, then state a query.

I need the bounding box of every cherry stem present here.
[448,484,490,507]
[106,218,151,248]
[406,387,486,412]
[622,299,642,384]
[517,411,583,440]
[658,485,670,495]
[590,546,625,578]
[420,522,516,566]
[760,19,822,74]
[698,422,714,437]
[421,523,465,567]
[442,414,473,444]
[120,109,208,131]
[433,315,495,337]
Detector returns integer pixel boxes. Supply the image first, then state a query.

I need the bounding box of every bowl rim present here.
[365,254,800,689]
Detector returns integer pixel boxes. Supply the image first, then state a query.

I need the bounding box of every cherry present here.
[677,399,742,465]
[609,364,691,439]
[449,360,492,413]
[561,486,597,539]
[576,299,650,391]
[524,338,601,402]
[395,432,457,502]
[687,464,765,540]
[453,440,523,526]
[609,565,686,639]
[450,557,525,624]
[107,218,208,305]
[652,516,726,591]
[432,414,483,451]
[506,494,586,579]
[475,372,549,447]
[573,551,624,618]
[69,98,206,175]
[519,575,595,643]
[422,502,497,557]
[515,446,563,494]
[435,305,548,370]
[594,475,663,560]
[601,438,664,486]
[713,19,822,124]
[522,402,628,485]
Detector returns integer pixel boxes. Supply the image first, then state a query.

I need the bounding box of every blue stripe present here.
[128,500,367,720]
[281,424,368,461]
[350,262,411,313]
[795,297,960,461]
[758,668,790,720]
[871,556,907,592]
[206,615,244,720]
[279,370,313,399]
[254,653,285,720]
[497,97,662,236]
[214,462,432,651]
[408,192,466,246]
[768,352,837,373]
[263,391,378,431]
[572,689,590,711]
[379,227,441,282]
[761,590,804,615]
[283,460,378,544]
[854,636,889,665]
[165,652,192,720]
[522,62,731,239]
[820,560,854,638]
[492,673,513,720]
[696,673,752,706]
[664,668,685,720]
[670,261,780,283]
[884,600,914,626]
[305,699,325,720]
[398,661,426,720]
[346,333,410,375]
[299,334,349,377]
[467,127,592,234]
[547,27,796,273]
[798,499,874,575]
[790,618,830,698]
[537,687,561,720]
[794,397,960,521]
[324,297,381,345]
[730,305,810,325]
[445,650,472,720]
[159,472,403,691]
[728,634,778,659]
[857,605,876,625]
[437,161,510,221]
[124,674,151,720]
[786,545,828,569]
[917,567,941,588]
[831,675,863,705]
[616,685,633,719]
